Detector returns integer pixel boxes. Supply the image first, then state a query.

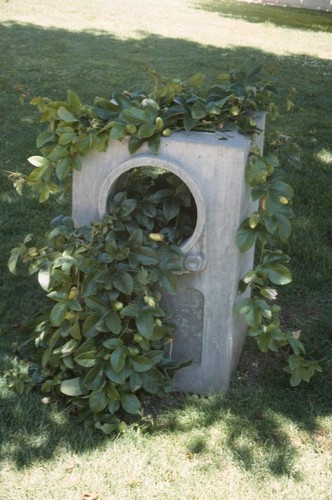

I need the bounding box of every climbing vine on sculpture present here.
[7,60,321,432]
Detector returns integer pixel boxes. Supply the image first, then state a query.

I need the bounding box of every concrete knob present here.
[184,254,204,272]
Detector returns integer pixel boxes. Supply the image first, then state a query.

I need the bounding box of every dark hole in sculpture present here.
[107,166,197,247]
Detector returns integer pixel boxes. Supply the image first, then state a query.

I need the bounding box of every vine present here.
[6,60,321,432]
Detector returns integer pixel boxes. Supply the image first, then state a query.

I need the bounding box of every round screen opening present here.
[107,166,197,247]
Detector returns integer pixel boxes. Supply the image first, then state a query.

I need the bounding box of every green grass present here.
[1,1,332,498]
[198,0,332,32]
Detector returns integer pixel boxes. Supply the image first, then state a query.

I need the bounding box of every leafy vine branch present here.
[6,61,321,432]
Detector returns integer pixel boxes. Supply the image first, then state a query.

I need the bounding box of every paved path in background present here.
[1,0,331,59]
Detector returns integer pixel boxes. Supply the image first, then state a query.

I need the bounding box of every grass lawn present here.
[1,1,332,498]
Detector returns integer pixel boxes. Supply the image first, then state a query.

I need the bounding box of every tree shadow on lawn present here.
[0,389,109,468]
[151,339,332,478]
[0,21,332,473]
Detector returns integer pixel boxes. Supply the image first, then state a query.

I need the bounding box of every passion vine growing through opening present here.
[6,60,321,432]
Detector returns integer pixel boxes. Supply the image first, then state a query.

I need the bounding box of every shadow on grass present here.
[0,21,331,474]
[151,344,332,477]
[195,0,332,32]
[0,389,108,468]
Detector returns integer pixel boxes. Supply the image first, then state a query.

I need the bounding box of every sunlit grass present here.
[198,0,332,31]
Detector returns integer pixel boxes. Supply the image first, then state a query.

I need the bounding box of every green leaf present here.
[262,250,290,265]
[270,180,294,198]
[105,366,128,385]
[136,311,154,339]
[74,351,97,367]
[130,371,142,392]
[39,185,50,203]
[37,266,51,291]
[50,301,68,326]
[103,338,124,350]
[191,100,207,120]
[110,123,127,141]
[257,332,272,352]
[83,363,104,390]
[264,215,278,234]
[234,297,253,314]
[56,158,71,181]
[62,355,73,369]
[286,334,305,355]
[111,347,127,373]
[236,222,257,252]
[67,89,82,113]
[264,153,279,169]
[187,73,205,88]
[245,156,271,186]
[89,387,109,413]
[82,312,100,338]
[290,371,302,387]
[121,393,141,415]
[41,348,52,369]
[150,324,170,341]
[119,198,137,217]
[256,299,272,319]
[57,106,78,122]
[28,156,50,168]
[128,135,145,154]
[36,131,55,148]
[133,247,159,266]
[161,104,185,122]
[130,355,154,372]
[8,246,23,275]
[68,299,82,312]
[260,287,278,300]
[85,296,110,315]
[120,304,141,318]
[105,382,121,401]
[265,263,292,285]
[41,380,54,392]
[147,134,161,154]
[145,350,165,364]
[72,155,82,171]
[47,144,68,161]
[105,311,122,335]
[249,213,260,229]
[112,271,134,295]
[108,400,121,415]
[120,107,147,124]
[99,422,121,434]
[60,377,83,396]
[246,307,261,329]
[76,134,92,155]
[60,339,78,356]
[96,315,111,332]
[142,369,165,394]
[163,197,180,221]
[276,213,292,241]
[183,113,199,131]
[58,132,76,146]
[70,321,82,340]
[159,271,177,294]
[128,229,144,248]
[138,123,156,139]
[74,338,96,356]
